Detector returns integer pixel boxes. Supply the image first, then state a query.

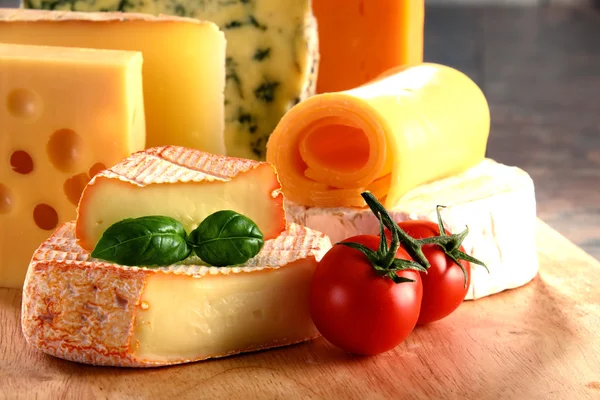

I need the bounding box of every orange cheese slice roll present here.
[266,63,490,208]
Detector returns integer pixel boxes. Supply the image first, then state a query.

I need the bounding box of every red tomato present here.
[310,235,423,355]
[386,221,471,325]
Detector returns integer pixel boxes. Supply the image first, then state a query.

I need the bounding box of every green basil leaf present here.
[189,210,264,267]
[91,216,192,267]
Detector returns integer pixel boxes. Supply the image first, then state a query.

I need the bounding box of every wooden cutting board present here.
[1,220,599,400]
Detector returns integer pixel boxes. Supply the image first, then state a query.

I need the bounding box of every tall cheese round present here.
[312,0,425,93]
[266,63,491,209]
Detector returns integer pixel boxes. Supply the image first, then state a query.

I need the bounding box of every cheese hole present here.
[115,294,128,309]
[33,204,58,231]
[88,162,107,179]
[10,150,34,174]
[0,184,14,214]
[301,123,370,171]
[6,88,42,120]
[64,173,90,206]
[47,129,83,172]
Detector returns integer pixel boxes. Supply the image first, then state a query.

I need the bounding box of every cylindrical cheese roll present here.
[266,63,490,208]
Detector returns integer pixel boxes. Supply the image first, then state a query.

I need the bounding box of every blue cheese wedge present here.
[22,0,320,160]
[287,159,539,300]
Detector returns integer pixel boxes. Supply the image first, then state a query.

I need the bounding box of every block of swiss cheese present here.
[0,42,145,289]
[75,146,286,252]
[287,159,539,300]
[22,222,331,367]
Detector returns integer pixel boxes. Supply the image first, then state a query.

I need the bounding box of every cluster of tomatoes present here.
[309,192,487,355]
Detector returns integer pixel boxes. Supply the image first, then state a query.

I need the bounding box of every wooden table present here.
[1,220,599,399]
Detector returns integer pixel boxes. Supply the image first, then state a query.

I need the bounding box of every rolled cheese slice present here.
[287,159,539,300]
[76,146,286,252]
[22,222,331,367]
[266,63,490,209]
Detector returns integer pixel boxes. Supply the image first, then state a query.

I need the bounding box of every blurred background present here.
[422,0,600,261]
[1,0,599,259]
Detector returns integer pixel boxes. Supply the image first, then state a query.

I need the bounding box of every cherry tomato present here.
[386,221,471,325]
[310,235,423,355]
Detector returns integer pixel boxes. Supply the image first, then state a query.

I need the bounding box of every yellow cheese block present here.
[0,43,145,288]
[21,222,331,367]
[75,146,287,252]
[266,63,491,209]
[0,8,226,154]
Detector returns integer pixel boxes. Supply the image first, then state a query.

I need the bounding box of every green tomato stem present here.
[361,192,431,269]
[418,205,490,288]
[338,192,489,286]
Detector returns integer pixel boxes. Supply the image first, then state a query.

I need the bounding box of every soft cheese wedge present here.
[76,146,286,252]
[22,222,330,367]
[287,159,539,300]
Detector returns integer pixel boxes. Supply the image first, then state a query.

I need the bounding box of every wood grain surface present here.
[0,220,599,400]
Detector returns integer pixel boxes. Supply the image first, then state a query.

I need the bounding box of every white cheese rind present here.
[286,159,539,300]
[21,222,331,367]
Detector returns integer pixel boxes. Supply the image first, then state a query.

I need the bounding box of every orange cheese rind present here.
[85,145,281,187]
[266,63,491,209]
[21,222,330,367]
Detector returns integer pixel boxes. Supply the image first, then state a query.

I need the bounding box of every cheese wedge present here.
[287,159,539,300]
[75,146,286,252]
[266,63,490,209]
[0,8,226,154]
[22,222,330,367]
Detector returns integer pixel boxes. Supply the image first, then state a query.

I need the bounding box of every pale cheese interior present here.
[133,261,318,362]
[79,165,283,249]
